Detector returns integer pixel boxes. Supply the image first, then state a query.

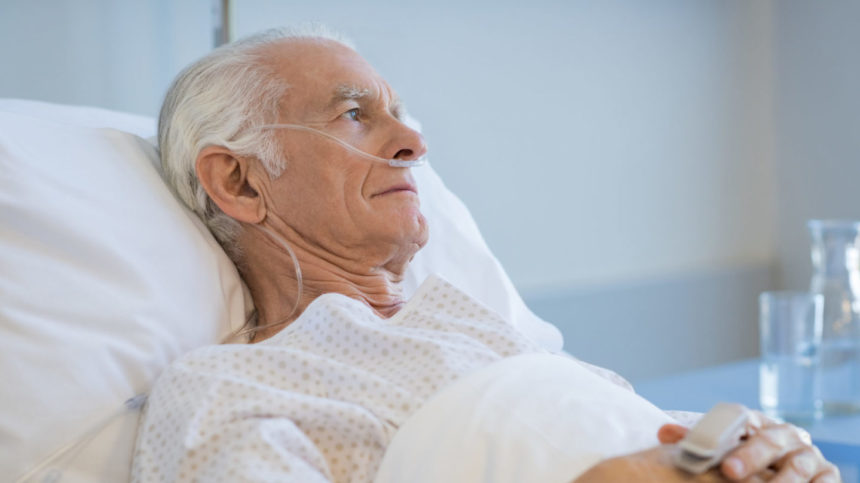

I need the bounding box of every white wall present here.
[232,1,779,379]
[771,0,860,291]
[2,1,785,379]
[0,0,213,117]
[232,0,777,295]
[0,0,778,293]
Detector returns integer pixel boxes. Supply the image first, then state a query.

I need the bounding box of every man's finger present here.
[720,424,807,479]
[657,424,687,444]
[811,462,842,483]
[768,447,822,483]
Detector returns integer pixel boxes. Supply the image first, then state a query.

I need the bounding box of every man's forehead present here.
[265,40,402,113]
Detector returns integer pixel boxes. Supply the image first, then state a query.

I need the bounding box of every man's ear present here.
[195,146,266,224]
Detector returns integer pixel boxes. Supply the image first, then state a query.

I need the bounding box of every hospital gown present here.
[131,274,629,482]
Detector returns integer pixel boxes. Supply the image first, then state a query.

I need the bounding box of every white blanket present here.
[374,353,675,483]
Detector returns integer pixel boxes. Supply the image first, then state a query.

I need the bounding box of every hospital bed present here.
[0,1,585,478]
[0,98,573,482]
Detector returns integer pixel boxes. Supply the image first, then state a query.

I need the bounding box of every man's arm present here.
[574,410,841,483]
[573,446,737,482]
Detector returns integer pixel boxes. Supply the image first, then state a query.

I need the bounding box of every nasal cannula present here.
[14,394,148,483]
[253,123,429,168]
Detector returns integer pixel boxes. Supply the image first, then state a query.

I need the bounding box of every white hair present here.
[158,25,355,259]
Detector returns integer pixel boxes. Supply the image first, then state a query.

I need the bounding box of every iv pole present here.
[213,0,231,47]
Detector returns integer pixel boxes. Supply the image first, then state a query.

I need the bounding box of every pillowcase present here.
[0,101,250,482]
[398,113,562,352]
[0,98,156,137]
[0,99,561,482]
[404,165,563,351]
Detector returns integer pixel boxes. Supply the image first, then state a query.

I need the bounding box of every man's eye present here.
[342,108,360,121]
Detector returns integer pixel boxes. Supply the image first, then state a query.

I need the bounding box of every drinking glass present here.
[759,291,823,424]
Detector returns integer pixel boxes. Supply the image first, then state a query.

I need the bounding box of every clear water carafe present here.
[808,219,860,415]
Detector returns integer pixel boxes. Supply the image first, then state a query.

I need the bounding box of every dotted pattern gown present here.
[131,275,630,482]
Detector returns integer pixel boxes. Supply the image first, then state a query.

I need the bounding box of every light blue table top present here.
[635,358,860,479]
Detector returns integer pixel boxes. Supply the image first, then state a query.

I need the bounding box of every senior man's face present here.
[259,39,429,269]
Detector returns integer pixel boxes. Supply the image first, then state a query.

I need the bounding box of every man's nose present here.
[388,122,428,162]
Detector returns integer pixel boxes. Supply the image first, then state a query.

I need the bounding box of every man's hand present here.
[658,410,841,482]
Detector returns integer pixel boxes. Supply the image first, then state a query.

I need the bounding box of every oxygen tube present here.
[14,394,148,483]
[252,123,428,168]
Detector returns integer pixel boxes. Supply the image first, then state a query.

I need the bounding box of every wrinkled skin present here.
[196,38,428,341]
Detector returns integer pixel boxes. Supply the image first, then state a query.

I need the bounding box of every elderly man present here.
[132,27,838,482]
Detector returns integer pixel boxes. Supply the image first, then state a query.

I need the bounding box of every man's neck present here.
[238,225,412,342]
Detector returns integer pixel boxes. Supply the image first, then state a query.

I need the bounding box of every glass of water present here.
[759,291,823,424]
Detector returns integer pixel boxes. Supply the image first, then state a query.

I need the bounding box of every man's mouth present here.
[373,183,418,198]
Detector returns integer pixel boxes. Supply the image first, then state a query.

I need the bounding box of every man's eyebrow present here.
[328,84,406,119]
[328,84,372,108]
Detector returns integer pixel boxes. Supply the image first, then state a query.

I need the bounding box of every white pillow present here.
[397,113,561,352]
[405,166,562,351]
[0,99,561,483]
[0,101,249,482]
[0,98,156,137]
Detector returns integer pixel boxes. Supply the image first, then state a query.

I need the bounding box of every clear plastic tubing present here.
[254,123,428,168]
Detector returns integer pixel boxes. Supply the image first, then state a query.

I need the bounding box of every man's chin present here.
[412,212,429,250]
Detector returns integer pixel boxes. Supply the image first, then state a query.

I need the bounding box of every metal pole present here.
[213,0,231,48]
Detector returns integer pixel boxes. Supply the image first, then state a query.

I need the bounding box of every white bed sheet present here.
[374,353,676,483]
